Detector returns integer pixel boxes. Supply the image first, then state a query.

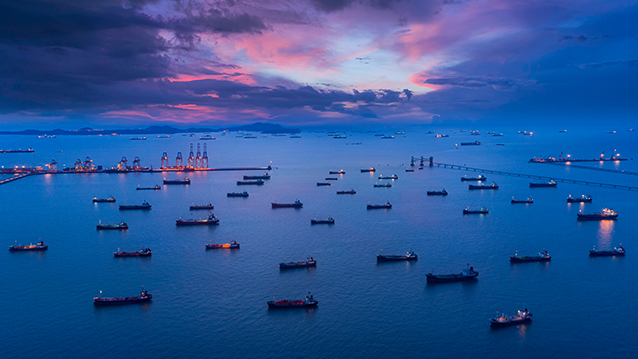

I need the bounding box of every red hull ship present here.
[206,241,240,249]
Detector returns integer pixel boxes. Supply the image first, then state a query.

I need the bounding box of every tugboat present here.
[272,200,303,208]
[336,189,356,194]
[94,291,152,306]
[317,182,331,186]
[114,248,152,257]
[367,202,392,209]
[237,179,264,185]
[227,191,249,197]
[279,257,317,269]
[205,241,240,249]
[93,196,116,203]
[468,182,498,190]
[163,177,190,185]
[190,203,214,210]
[9,241,48,251]
[97,222,128,230]
[511,197,533,204]
[378,174,398,180]
[377,251,418,262]
[267,293,318,309]
[175,214,220,226]
[463,207,488,214]
[529,179,557,188]
[427,189,448,196]
[589,246,625,257]
[567,194,592,203]
[329,170,346,174]
[426,264,479,283]
[361,167,376,173]
[119,200,151,210]
[311,217,334,224]
[510,251,550,262]
[490,309,532,327]
[577,208,618,220]
[243,173,270,180]
[461,175,487,181]
[374,183,392,188]
[137,185,161,190]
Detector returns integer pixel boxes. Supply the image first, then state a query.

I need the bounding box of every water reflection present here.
[596,220,615,249]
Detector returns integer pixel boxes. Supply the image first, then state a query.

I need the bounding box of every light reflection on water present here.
[597,220,615,249]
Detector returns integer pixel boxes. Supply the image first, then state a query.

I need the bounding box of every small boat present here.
[492,133,504,137]
[157,135,171,138]
[137,185,161,190]
[9,241,48,252]
[329,170,346,174]
[94,291,152,306]
[190,203,214,210]
[589,246,625,257]
[461,175,487,181]
[529,179,557,188]
[367,202,392,209]
[237,180,264,185]
[374,183,392,188]
[199,135,215,140]
[290,135,301,138]
[405,169,414,172]
[435,134,449,138]
[97,222,128,230]
[577,208,618,220]
[361,167,376,173]
[114,248,152,257]
[175,214,220,226]
[426,265,479,283]
[468,182,498,190]
[325,177,338,180]
[130,137,147,140]
[227,191,249,197]
[272,200,303,208]
[377,251,418,262]
[163,177,190,185]
[490,309,532,327]
[511,197,533,204]
[317,182,331,186]
[93,196,116,203]
[510,251,550,262]
[567,195,592,203]
[267,293,318,309]
[381,135,395,139]
[378,174,398,180]
[205,240,239,249]
[470,130,480,135]
[463,207,488,214]
[279,257,317,269]
[460,141,481,146]
[336,189,356,194]
[119,200,151,210]
[243,173,270,180]
[427,189,447,196]
[311,217,334,224]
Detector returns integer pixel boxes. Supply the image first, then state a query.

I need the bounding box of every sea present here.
[1,125,637,359]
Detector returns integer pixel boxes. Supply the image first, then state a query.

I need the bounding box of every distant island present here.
[0,122,300,136]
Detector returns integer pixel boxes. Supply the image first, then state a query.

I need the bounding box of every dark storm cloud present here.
[424,76,519,90]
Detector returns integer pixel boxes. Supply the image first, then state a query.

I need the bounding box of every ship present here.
[114,248,152,257]
[130,137,147,140]
[460,141,481,146]
[311,217,334,224]
[470,130,480,135]
[405,169,415,172]
[361,167,376,173]
[326,177,338,180]
[492,133,504,136]
[577,208,618,220]
[93,196,115,203]
[490,309,532,327]
[381,135,395,139]
[9,241,48,251]
[94,291,152,306]
[137,185,161,190]
[374,183,392,188]
[589,246,625,257]
[0,148,35,153]
[97,222,128,230]
[267,293,318,309]
[511,197,533,204]
[529,179,557,188]
[119,201,151,210]
[237,180,264,185]
[435,134,449,138]
[317,182,331,186]
[205,240,239,249]
[329,170,346,174]
[426,265,479,283]
[463,207,488,214]
[367,202,392,209]
[461,175,487,181]
[510,251,550,262]
[567,195,592,203]
[427,189,447,196]
[199,135,215,140]
[377,251,418,262]
[336,189,356,194]
[378,174,398,180]
[227,191,249,197]
[190,203,214,210]
[163,177,190,185]
[175,214,220,226]
[468,183,498,190]
[272,200,303,208]
[279,257,317,269]
[243,173,270,180]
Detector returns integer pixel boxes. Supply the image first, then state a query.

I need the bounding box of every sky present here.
[1,0,637,129]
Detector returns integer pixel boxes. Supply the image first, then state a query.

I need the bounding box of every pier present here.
[532,161,638,176]
[0,173,33,185]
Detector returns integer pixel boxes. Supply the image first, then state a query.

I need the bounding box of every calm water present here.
[1,126,637,358]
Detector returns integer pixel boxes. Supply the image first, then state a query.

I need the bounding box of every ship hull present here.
[490,318,531,327]
[119,206,151,210]
[279,263,317,269]
[377,256,418,262]
[510,257,550,263]
[9,246,48,251]
[267,301,318,309]
[577,214,618,220]
[426,273,478,283]
[94,295,152,306]
[589,250,625,257]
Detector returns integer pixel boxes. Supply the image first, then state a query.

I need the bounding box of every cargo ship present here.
[567,195,592,203]
[237,180,264,185]
[317,182,331,186]
[190,203,214,210]
[199,135,215,140]
[461,175,487,181]
[463,207,488,214]
[377,251,417,262]
[427,189,447,196]
[119,201,151,210]
[329,170,346,174]
[510,251,550,262]
[374,183,392,188]
[426,265,479,283]
[529,179,557,188]
[311,217,334,224]
[0,148,34,153]
[490,309,532,327]
[93,196,115,203]
[378,174,398,180]
[163,177,190,185]
[367,202,392,209]
[9,241,48,251]
[460,141,481,146]
[137,185,161,190]
[279,257,316,269]
[114,248,152,257]
[589,246,625,257]
[97,222,128,230]
[361,167,376,173]
[175,214,219,226]
[267,293,317,309]
[272,200,303,208]
[468,183,498,190]
[243,173,270,180]
[206,240,239,249]
[336,189,356,194]
[511,197,533,204]
[94,291,152,306]
[577,208,618,220]
[227,191,249,197]
[326,177,338,180]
